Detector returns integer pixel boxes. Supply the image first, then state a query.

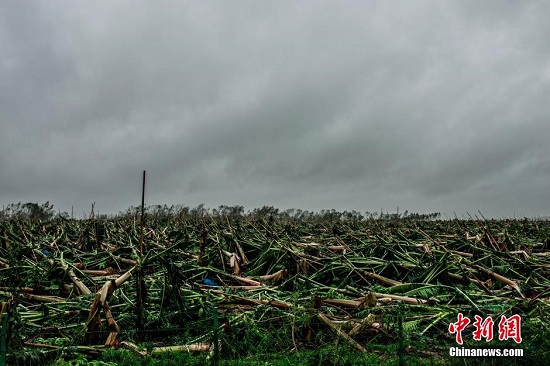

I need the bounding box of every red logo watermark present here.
[473,315,494,342]
[448,313,470,345]
[498,315,522,343]
[449,313,522,344]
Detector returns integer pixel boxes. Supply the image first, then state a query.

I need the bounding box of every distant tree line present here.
[118,204,441,222]
[0,202,441,222]
[0,202,66,221]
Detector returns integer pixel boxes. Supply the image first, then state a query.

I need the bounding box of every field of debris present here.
[1,208,549,364]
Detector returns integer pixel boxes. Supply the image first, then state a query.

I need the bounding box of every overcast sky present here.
[1,1,549,218]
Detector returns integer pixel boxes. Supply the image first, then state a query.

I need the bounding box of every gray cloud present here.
[1,1,549,218]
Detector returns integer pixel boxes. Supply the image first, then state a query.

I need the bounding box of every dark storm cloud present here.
[1,1,549,217]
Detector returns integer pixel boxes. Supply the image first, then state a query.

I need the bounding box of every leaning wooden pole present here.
[137,170,146,342]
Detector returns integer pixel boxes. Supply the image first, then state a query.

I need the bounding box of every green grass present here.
[44,341,543,366]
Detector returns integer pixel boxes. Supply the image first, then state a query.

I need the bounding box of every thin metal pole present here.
[139,170,146,257]
[137,170,146,342]
[212,306,219,366]
[398,301,405,366]
[1,313,7,366]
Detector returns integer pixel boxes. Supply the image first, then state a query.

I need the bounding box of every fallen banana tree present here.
[86,265,137,346]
